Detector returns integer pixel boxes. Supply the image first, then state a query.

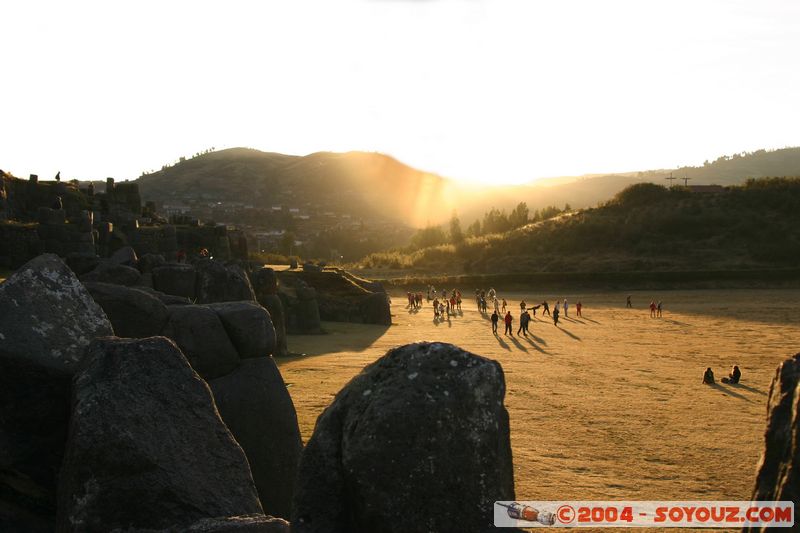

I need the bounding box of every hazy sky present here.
[2,0,799,184]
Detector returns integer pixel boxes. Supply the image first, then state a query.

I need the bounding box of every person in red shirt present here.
[649,301,657,318]
[504,311,513,336]
[576,301,583,317]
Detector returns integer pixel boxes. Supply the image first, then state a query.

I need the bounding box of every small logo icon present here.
[497,502,556,525]
[557,504,576,524]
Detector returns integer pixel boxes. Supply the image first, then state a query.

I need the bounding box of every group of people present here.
[703,365,741,385]
[406,291,424,309]
[626,295,664,317]
[424,287,463,320]
[486,294,583,334]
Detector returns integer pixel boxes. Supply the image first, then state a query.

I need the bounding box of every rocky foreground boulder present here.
[291,342,515,533]
[0,254,113,531]
[57,337,264,532]
[211,357,303,520]
[745,352,800,533]
[0,254,113,373]
[83,282,169,338]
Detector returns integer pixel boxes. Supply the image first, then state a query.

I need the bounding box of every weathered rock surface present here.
[291,342,515,533]
[152,263,197,299]
[209,302,276,359]
[359,292,392,325]
[162,305,240,379]
[746,353,800,532]
[251,267,278,296]
[136,285,193,306]
[0,253,113,372]
[210,357,302,520]
[195,259,256,304]
[182,514,290,532]
[64,252,101,276]
[137,252,166,273]
[80,261,142,286]
[109,245,138,267]
[83,282,169,338]
[56,337,263,532]
[259,294,288,357]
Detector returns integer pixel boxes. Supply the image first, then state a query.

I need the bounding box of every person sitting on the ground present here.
[702,367,715,385]
[721,365,741,384]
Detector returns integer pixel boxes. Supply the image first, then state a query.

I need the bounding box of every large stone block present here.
[56,337,263,532]
[162,305,240,380]
[292,342,515,533]
[211,357,302,519]
[209,302,276,359]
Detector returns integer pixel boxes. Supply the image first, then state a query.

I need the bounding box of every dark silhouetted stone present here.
[746,353,800,533]
[83,282,169,338]
[251,267,278,296]
[259,294,288,357]
[56,337,262,532]
[137,253,166,274]
[80,261,142,286]
[209,302,276,359]
[292,342,515,533]
[152,264,197,299]
[0,357,71,532]
[162,305,240,379]
[64,252,101,276]
[358,292,391,325]
[109,245,138,267]
[136,285,193,306]
[195,259,256,304]
[211,357,302,520]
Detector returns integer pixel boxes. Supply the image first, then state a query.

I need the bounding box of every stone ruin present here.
[0,171,249,269]
[1,253,521,532]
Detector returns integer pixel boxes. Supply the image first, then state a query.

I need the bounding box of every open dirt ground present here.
[277,288,799,529]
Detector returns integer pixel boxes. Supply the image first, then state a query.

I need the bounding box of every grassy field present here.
[278,288,798,531]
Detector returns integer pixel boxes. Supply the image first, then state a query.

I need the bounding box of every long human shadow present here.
[494,334,511,351]
[709,382,750,401]
[729,383,767,396]
[522,335,550,354]
[557,326,581,341]
[508,335,529,352]
[580,315,600,324]
[528,331,547,345]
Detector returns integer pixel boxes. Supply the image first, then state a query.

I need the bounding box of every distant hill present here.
[135,146,800,230]
[136,148,452,228]
[360,178,800,274]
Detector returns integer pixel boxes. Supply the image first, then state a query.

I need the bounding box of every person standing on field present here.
[563,299,568,317]
[553,306,560,326]
[541,300,550,316]
[504,311,513,336]
[576,300,583,317]
[491,310,499,334]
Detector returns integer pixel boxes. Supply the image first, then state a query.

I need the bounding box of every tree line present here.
[408,201,572,251]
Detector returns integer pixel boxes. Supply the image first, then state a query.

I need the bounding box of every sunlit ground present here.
[278,288,798,531]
